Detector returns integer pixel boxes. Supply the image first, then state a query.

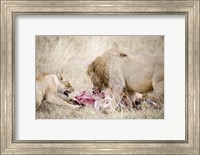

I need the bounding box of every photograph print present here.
[36,36,164,119]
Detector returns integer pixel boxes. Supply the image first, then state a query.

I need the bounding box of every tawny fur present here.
[87,49,125,89]
[87,48,164,109]
[87,56,109,89]
[36,72,49,80]
[36,72,77,111]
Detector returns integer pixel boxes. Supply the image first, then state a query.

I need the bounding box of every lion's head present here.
[86,48,128,90]
[87,56,109,90]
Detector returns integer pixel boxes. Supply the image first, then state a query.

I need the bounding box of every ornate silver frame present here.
[1,0,199,154]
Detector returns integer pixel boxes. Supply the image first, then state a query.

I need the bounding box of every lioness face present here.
[62,80,74,96]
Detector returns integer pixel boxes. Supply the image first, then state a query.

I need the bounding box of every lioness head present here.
[62,80,74,97]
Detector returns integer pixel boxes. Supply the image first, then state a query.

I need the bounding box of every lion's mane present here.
[87,48,128,89]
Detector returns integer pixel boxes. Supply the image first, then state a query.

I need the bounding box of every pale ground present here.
[36,36,164,119]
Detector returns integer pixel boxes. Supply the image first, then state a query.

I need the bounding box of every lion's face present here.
[62,80,74,96]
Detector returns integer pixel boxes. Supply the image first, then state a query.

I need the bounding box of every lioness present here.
[36,72,77,111]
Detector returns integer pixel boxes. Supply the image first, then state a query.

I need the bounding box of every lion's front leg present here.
[110,87,132,110]
[120,88,133,110]
[109,70,133,110]
[45,93,80,109]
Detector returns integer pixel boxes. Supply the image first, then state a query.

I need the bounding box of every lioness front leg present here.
[57,93,71,103]
[45,93,80,109]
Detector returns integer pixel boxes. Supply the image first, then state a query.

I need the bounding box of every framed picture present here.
[1,0,199,154]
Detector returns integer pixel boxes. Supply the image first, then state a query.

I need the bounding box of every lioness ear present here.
[60,74,65,81]
[57,74,64,81]
[119,53,127,57]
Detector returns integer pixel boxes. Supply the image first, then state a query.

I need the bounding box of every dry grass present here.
[36,36,164,119]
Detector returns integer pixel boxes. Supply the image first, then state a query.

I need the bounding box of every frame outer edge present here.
[6,0,14,149]
[194,1,200,154]
[0,0,200,155]
[1,1,8,155]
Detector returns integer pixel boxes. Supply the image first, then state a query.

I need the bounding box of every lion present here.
[36,72,78,111]
[87,48,164,109]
